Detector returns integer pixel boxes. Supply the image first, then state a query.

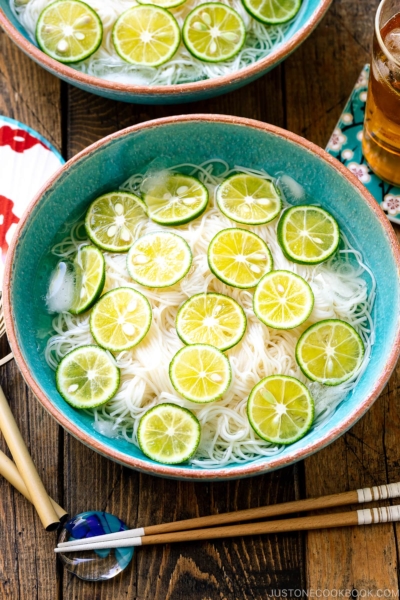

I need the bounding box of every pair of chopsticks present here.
[56,481,400,553]
[0,385,66,529]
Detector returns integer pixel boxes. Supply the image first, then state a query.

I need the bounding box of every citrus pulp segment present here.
[253,270,314,329]
[90,287,152,352]
[56,345,120,409]
[127,231,192,288]
[176,292,247,351]
[36,0,103,63]
[182,3,246,63]
[70,245,105,315]
[277,205,340,264]
[143,173,208,225]
[216,173,282,225]
[247,375,314,444]
[241,0,302,24]
[138,403,201,463]
[113,6,180,67]
[169,344,232,403]
[85,192,147,253]
[207,228,273,289]
[295,319,364,386]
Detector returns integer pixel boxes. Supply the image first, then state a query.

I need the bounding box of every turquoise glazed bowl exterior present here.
[0,0,332,104]
[4,115,400,481]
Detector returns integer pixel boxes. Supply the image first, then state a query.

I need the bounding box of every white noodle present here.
[43,160,375,468]
[11,0,293,86]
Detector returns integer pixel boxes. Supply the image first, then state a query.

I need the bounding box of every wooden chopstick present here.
[0,449,67,521]
[55,504,400,553]
[0,386,60,530]
[57,481,400,549]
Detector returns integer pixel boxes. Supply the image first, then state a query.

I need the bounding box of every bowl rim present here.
[0,0,332,98]
[4,114,400,480]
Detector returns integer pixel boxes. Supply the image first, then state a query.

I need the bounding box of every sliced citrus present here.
[216,173,282,225]
[296,319,364,386]
[247,375,314,445]
[113,6,180,67]
[56,345,120,409]
[277,205,340,264]
[169,344,231,403]
[137,0,186,8]
[90,287,152,352]
[70,245,105,315]
[182,3,245,63]
[36,0,103,64]
[208,228,273,289]
[127,232,192,288]
[85,192,147,253]
[253,270,314,329]
[143,173,208,226]
[138,403,201,464]
[242,0,302,24]
[176,292,246,351]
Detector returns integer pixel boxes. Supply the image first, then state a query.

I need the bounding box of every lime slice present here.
[36,0,103,64]
[182,3,245,63]
[208,228,273,289]
[70,245,105,315]
[169,344,231,403]
[296,319,364,386]
[247,375,314,445]
[56,345,120,409]
[90,287,152,352]
[176,292,246,351]
[137,0,186,8]
[242,0,302,24]
[277,205,340,264]
[85,192,147,253]
[127,232,192,288]
[138,403,201,464]
[216,174,282,225]
[253,270,314,329]
[143,173,208,226]
[113,6,180,67]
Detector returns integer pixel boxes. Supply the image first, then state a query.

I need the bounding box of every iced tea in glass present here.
[363,0,400,185]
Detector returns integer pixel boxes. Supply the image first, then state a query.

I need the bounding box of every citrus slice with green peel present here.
[247,375,314,445]
[216,173,282,225]
[242,0,302,24]
[56,345,120,409]
[253,270,314,329]
[90,287,152,352]
[85,192,147,253]
[277,205,340,264]
[143,173,208,226]
[127,232,192,288]
[36,0,103,64]
[113,6,180,67]
[208,228,273,289]
[182,3,246,63]
[169,344,231,403]
[138,403,201,464]
[70,245,105,315]
[296,319,364,386]
[137,0,186,8]
[176,292,246,351]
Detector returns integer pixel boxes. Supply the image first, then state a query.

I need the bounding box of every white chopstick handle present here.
[57,526,145,548]
[55,536,143,553]
[357,482,400,503]
[357,505,400,525]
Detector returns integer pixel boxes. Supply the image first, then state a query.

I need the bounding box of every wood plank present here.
[284,0,400,592]
[0,30,62,600]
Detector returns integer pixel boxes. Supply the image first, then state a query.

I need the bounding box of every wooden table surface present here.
[1,0,400,597]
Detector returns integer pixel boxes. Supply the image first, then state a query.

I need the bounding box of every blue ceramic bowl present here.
[0,0,332,104]
[4,115,400,481]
